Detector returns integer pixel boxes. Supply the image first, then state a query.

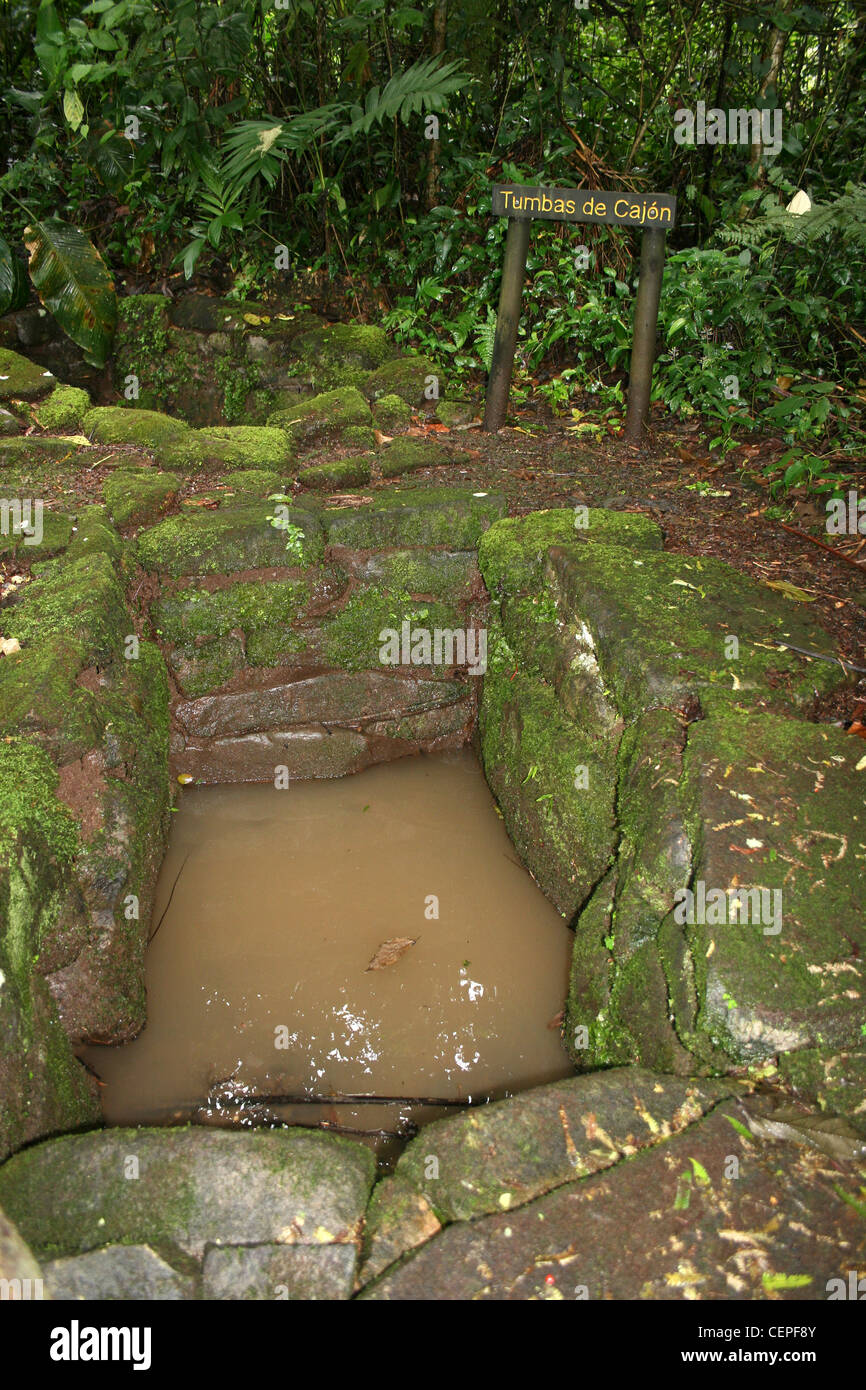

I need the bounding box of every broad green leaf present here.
[23,219,117,367]
[63,88,85,130]
[0,235,30,316]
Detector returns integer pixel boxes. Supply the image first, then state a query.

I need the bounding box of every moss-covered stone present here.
[342,425,377,448]
[103,470,180,528]
[35,385,91,433]
[321,589,463,673]
[195,426,294,468]
[83,406,191,449]
[168,633,247,698]
[435,399,478,427]
[297,457,372,490]
[297,322,396,392]
[268,386,372,447]
[364,354,439,406]
[355,549,480,602]
[0,738,98,1160]
[322,487,506,550]
[0,508,74,560]
[62,507,123,565]
[0,436,84,470]
[379,437,466,478]
[0,1128,376,1261]
[154,577,309,646]
[372,394,413,432]
[136,502,324,576]
[218,469,283,497]
[0,349,55,402]
[245,626,308,667]
[478,509,663,598]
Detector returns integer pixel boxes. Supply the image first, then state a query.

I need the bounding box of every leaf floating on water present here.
[365,936,418,972]
[742,1106,866,1161]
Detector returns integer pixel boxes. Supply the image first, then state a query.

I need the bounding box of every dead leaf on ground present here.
[373,429,393,445]
[764,579,816,602]
[742,1105,866,1162]
[325,493,373,507]
[365,936,418,972]
[0,637,21,656]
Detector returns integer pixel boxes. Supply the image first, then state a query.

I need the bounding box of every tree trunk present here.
[424,0,447,211]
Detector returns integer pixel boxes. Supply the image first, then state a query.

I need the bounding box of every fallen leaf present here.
[0,637,21,656]
[742,1106,866,1162]
[59,434,92,446]
[365,936,418,972]
[764,579,816,602]
[373,429,393,446]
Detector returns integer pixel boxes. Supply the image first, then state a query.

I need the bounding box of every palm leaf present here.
[335,57,466,143]
[23,219,117,367]
[0,234,29,316]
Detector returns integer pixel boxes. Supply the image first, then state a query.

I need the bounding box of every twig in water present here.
[148,853,189,943]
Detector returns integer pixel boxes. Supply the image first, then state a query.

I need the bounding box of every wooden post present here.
[624,227,667,443]
[483,215,532,432]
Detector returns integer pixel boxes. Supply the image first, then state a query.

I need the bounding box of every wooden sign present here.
[492,184,677,229]
[484,185,676,440]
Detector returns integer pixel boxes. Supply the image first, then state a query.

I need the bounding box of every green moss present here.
[83,406,190,449]
[363,549,478,602]
[379,437,463,478]
[0,508,74,560]
[168,633,246,697]
[0,738,78,872]
[478,509,663,598]
[4,552,127,658]
[103,470,180,528]
[322,588,461,672]
[267,386,372,446]
[218,468,283,496]
[195,426,294,468]
[372,394,413,431]
[479,640,618,918]
[297,457,373,490]
[136,503,324,576]
[35,385,91,433]
[364,354,439,406]
[0,436,85,469]
[246,626,308,666]
[297,322,396,392]
[155,577,309,644]
[435,399,477,427]
[342,425,377,448]
[0,349,56,401]
[322,487,506,549]
[62,507,123,564]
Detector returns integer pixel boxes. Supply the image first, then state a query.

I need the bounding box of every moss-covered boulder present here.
[435,399,478,427]
[194,425,294,469]
[0,436,91,470]
[0,508,74,561]
[372,393,413,432]
[35,385,91,433]
[323,487,506,549]
[155,577,309,646]
[296,322,396,392]
[268,386,372,448]
[103,470,180,528]
[0,1128,376,1261]
[62,507,124,565]
[219,468,283,497]
[342,425,377,449]
[478,509,662,596]
[297,457,373,490]
[0,738,99,1160]
[321,589,465,673]
[364,354,439,406]
[351,549,481,602]
[379,437,467,478]
[83,405,191,449]
[0,349,56,401]
[136,501,323,576]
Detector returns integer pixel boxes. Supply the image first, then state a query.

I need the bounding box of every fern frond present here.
[475,310,498,374]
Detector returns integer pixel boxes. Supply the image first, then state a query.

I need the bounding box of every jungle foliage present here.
[1,0,864,484]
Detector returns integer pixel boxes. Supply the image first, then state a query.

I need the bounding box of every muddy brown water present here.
[81,750,574,1162]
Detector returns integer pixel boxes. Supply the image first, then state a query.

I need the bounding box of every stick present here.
[752,638,866,675]
[211,1092,490,1109]
[148,853,189,943]
[776,520,866,574]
